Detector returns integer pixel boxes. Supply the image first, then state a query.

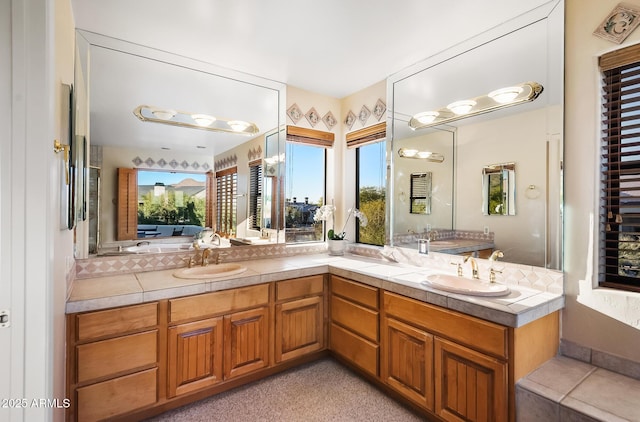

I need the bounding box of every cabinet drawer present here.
[77,330,157,384]
[331,295,378,342]
[169,283,269,323]
[76,302,158,341]
[277,275,324,301]
[330,323,378,377]
[331,276,378,309]
[383,291,507,359]
[77,368,157,422]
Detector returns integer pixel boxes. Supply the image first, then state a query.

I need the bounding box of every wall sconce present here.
[133,105,259,136]
[409,81,543,130]
[398,148,445,162]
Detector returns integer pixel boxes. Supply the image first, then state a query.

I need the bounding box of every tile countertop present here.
[66,253,564,328]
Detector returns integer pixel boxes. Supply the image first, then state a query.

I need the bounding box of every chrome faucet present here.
[211,233,222,246]
[464,255,479,279]
[489,250,504,261]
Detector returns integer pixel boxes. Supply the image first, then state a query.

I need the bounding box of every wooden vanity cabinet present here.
[329,275,380,377]
[66,302,160,422]
[167,284,270,396]
[275,275,326,363]
[383,291,508,421]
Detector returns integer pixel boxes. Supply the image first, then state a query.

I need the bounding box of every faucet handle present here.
[489,267,503,283]
[185,256,196,268]
[450,261,463,276]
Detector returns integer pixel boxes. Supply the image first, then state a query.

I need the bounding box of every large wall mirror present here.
[74,30,286,258]
[389,1,563,270]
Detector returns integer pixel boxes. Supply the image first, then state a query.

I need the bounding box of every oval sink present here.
[423,273,510,297]
[173,263,247,279]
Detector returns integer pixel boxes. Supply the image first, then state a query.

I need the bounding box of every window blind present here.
[286,125,334,148]
[600,47,640,292]
[346,122,386,148]
[248,160,263,231]
[216,167,237,236]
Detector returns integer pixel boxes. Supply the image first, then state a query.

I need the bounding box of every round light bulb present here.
[228,120,250,132]
[414,111,439,124]
[151,108,176,120]
[488,86,523,104]
[446,100,476,115]
[191,114,216,126]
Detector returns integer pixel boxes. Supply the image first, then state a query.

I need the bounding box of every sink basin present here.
[423,273,510,297]
[173,263,247,279]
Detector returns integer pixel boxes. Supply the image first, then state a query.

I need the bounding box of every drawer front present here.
[169,283,269,323]
[77,330,158,384]
[277,275,324,301]
[331,276,378,309]
[76,302,158,341]
[77,368,157,422]
[383,291,507,359]
[330,323,378,377]
[331,295,378,342]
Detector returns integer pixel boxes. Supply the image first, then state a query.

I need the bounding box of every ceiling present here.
[70,0,553,99]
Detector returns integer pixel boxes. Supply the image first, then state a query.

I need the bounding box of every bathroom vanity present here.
[65,251,562,421]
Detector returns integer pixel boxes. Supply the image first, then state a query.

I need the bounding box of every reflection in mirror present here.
[482,163,515,216]
[389,2,563,269]
[74,30,285,257]
[136,170,207,238]
[392,128,455,238]
[410,173,432,215]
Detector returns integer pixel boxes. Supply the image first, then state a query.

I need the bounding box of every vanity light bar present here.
[398,148,445,162]
[409,81,543,131]
[133,105,259,136]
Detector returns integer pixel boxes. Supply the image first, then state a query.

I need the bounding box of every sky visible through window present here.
[286,142,386,206]
[138,170,206,185]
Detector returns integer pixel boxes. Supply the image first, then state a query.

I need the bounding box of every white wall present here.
[565,0,640,361]
[4,0,70,421]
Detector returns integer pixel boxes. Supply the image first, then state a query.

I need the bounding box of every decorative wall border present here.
[214,154,238,171]
[131,155,211,171]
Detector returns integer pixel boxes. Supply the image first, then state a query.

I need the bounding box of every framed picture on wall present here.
[593,3,640,44]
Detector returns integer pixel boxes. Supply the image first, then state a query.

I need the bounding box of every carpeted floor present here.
[145,358,426,421]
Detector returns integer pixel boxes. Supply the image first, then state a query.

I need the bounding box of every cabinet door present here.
[167,317,223,398]
[434,338,507,422]
[224,306,269,379]
[381,316,434,411]
[275,295,324,363]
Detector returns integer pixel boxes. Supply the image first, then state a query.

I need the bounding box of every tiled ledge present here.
[516,340,640,421]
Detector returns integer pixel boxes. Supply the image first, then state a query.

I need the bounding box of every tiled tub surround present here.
[68,247,563,328]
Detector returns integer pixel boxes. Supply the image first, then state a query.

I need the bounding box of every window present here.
[350,122,387,246]
[356,140,386,246]
[216,167,237,237]
[116,168,209,240]
[248,160,263,231]
[599,44,640,292]
[285,125,333,243]
[285,142,325,242]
